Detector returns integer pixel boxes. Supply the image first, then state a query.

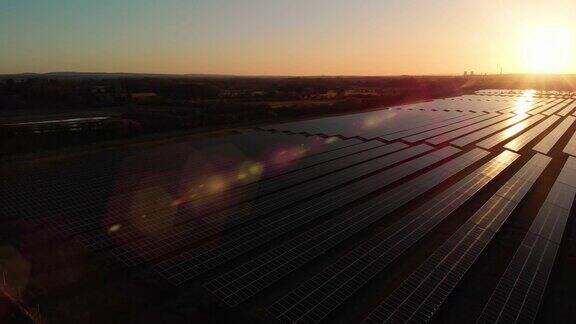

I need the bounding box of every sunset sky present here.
[2,0,576,75]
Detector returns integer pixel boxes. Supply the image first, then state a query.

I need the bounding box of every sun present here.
[521,27,572,73]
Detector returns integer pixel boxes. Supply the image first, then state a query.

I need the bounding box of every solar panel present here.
[402,113,500,143]
[498,100,543,114]
[476,114,546,149]
[6,131,357,219]
[178,142,406,217]
[525,99,565,115]
[263,151,526,323]
[504,115,561,152]
[153,146,461,284]
[541,99,570,116]
[363,153,550,323]
[266,109,462,139]
[533,116,576,154]
[478,157,576,323]
[81,143,416,254]
[289,140,383,168]
[262,96,536,140]
[561,127,576,156]
[382,112,480,141]
[205,148,490,307]
[19,135,371,244]
[557,99,576,116]
[425,114,515,145]
[6,91,576,323]
[451,114,531,147]
[348,111,466,140]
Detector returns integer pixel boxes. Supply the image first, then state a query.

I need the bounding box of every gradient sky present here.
[2,0,576,75]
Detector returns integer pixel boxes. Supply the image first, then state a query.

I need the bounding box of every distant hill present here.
[0,72,460,81]
[3,72,576,81]
[0,72,249,80]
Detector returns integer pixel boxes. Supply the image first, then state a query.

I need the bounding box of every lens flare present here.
[206,176,228,194]
[248,162,264,175]
[324,137,339,144]
[108,224,122,233]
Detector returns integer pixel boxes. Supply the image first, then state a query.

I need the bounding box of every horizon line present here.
[2,71,576,78]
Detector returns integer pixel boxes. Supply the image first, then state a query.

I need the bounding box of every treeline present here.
[1,75,470,108]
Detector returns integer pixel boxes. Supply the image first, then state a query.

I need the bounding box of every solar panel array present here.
[364,153,550,323]
[3,90,576,323]
[477,157,576,324]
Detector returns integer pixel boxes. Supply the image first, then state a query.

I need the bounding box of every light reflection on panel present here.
[504,115,560,152]
[382,112,479,141]
[426,114,514,145]
[476,114,545,149]
[534,115,576,154]
[403,113,499,143]
[450,114,530,147]
[478,156,576,324]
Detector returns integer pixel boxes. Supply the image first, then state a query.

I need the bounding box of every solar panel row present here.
[562,128,576,156]
[528,99,565,115]
[330,111,466,140]
[6,91,576,323]
[498,98,557,115]
[3,132,360,223]
[2,130,311,190]
[263,95,574,145]
[426,114,516,145]
[205,148,490,308]
[83,142,401,246]
[265,110,463,139]
[557,99,576,116]
[154,146,460,284]
[542,99,570,116]
[21,136,369,243]
[478,157,576,324]
[533,116,576,154]
[67,140,393,239]
[381,112,480,141]
[263,94,552,140]
[451,114,531,147]
[97,143,420,262]
[476,114,546,149]
[402,113,500,143]
[265,150,524,323]
[364,153,550,323]
[504,115,561,152]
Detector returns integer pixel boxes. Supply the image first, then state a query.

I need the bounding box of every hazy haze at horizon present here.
[2,0,576,75]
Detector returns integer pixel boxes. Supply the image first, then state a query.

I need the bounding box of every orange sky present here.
[1,0,576,75]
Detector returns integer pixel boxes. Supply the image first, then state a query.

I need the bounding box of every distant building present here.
[131,92,160,104]
[219,89,249,98]
[251,90,267,97]
[311,90,339,100]
[219,89,269,98]
[344,89,379,97]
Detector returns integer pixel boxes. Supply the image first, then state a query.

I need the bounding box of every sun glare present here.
[522,27,573,73]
